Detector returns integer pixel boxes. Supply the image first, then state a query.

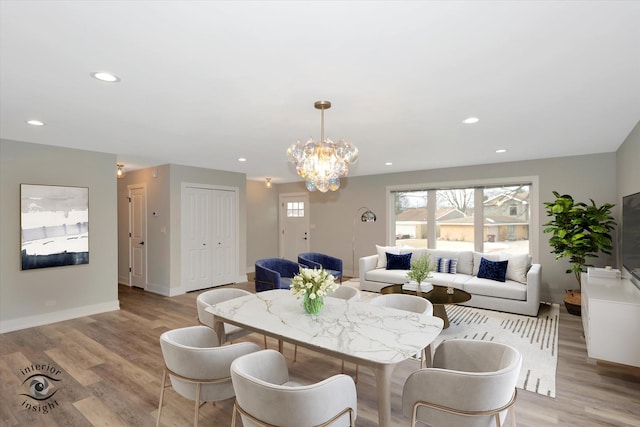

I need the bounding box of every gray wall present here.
[117,163,247,295]
[0,139,119,332]
[275,152,618,304]
[616,120,640,283]
[246,180,279,273]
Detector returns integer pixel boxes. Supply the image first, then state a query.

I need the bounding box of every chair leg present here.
[156,368,167,427]
[231,401,238,427]
[194,383,201,427]
[263,335,268,349]
[294,345,298,362]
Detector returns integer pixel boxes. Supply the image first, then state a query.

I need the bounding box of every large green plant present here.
[543,191,616,288]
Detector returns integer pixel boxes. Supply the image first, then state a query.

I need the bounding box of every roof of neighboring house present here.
[396,207,465,222]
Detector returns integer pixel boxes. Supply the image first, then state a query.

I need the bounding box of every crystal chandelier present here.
[287,101,359,192]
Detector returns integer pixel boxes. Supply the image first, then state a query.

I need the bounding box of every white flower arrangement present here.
[290,267,339,302]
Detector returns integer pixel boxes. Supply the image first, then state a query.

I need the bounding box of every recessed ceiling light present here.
[496,149,507,153]
[385,162,393,166]
[26,120,45,126]
[462,117,479,124]
[238,158,247,162]
[91,71,120,82]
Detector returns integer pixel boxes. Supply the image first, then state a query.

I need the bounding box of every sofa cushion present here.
[386,252,412,270]
[365,268,408,285]
[429,250,473,275]
[473,252,501,276]
[502,253,530,284]
[428,272,472,287]
[435,257,458,274]
[463,277,527,300]
[376,245,400,268]
[477,257,509,282]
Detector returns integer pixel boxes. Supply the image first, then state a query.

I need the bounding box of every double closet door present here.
[182,184,237,292]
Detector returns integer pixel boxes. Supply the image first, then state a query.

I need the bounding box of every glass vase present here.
[303,294,324,314]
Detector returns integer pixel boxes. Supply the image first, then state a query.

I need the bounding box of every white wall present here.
[0,139,119,333]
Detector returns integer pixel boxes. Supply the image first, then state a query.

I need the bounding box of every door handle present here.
[140,241,145,246]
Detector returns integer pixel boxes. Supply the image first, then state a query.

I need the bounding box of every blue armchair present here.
[254,258,302,292]
[297,252,343,283]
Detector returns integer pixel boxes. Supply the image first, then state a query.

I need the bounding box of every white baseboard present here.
[237,274,248,283]
[0,300,120,334]
[118,275,130,285]
[145,282,185,297]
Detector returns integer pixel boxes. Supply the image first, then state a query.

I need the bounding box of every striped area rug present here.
[432,303,559,397]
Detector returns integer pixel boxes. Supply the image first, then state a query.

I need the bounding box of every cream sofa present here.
[359,246,541,316]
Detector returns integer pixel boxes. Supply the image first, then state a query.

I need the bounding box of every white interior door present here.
[128,185,147,289]
[183,184,238,292]
[279,193,310,261]
[211,189,236,285]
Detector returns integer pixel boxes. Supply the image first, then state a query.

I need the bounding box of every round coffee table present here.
[380,284,472,329]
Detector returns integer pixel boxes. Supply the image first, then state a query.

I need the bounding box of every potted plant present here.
[406,253,433,294]
[543,191,616,315]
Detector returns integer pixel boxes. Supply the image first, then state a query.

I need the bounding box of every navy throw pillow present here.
[386,252,412,270]
[477,257,509,282]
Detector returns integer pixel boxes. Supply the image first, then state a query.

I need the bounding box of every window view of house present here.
[393,184,530,254]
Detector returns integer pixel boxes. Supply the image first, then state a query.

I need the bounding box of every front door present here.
[129,184,147,289]
[279,193,310,261]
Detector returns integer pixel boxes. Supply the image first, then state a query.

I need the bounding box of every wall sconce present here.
[265,178,272,189]
[116,164,126,179]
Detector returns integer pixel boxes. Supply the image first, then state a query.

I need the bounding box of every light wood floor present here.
[1,283,639,427]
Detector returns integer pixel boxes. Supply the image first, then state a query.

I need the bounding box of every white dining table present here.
[206,289,443,427]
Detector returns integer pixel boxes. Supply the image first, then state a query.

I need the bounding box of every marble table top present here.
[207,289,443,365]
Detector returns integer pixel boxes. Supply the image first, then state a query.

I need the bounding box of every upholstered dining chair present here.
[196,288,253,342]
[369,293,434,368]
[402,339,522,427]
[230,349,357,427]
[157,325,260,427]
[254,258,302,292]
[298,252,344,283]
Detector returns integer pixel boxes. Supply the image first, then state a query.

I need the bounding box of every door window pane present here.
[287,202,304,218]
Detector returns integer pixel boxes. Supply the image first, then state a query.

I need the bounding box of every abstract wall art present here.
[20,184,89,270]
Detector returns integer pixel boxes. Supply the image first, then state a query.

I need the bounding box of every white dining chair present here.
[197,288,269,347]
[231,349,357,427]
[402,339,522,427]
[157,325,260,427]
[369,293,434,367]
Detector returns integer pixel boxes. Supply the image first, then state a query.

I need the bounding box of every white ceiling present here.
[1,1,639,184]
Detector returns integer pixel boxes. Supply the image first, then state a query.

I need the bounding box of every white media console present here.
[581,273,640,368]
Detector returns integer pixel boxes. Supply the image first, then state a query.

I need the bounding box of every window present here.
[483,185,530,255]
[390,180,533,256]
[287,202,304,218]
